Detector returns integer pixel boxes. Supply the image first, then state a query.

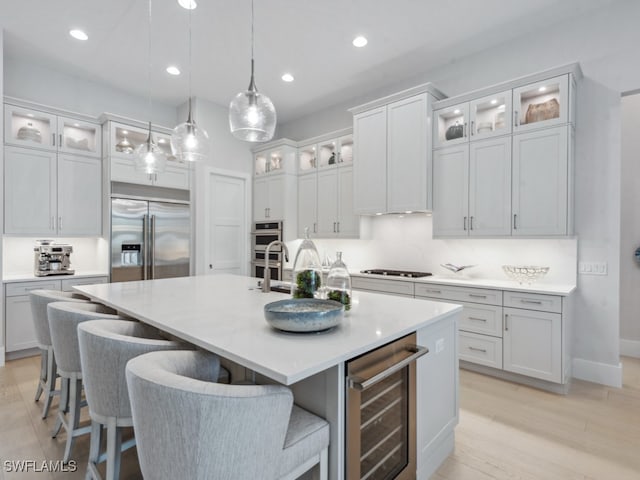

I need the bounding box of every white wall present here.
[280,0,640,385]
[3,55,177,126]
[620,93,640,358]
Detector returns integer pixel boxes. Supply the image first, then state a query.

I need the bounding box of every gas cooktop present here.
[360,269,432,278]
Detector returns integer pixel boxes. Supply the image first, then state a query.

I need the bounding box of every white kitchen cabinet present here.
[4,276,108,354]
[351,85,444,215]
[432,145,468,237]
[107,121,190,189]
[297,172,318,237]
[353,106,387,214]
[4,146,101,236]
[5,104,101,158]
[512,125,569,235]
[253,173,297,227]
[503,306,562,383]
[316,166,358,238]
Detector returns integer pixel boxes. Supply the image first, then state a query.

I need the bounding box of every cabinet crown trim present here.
[250,138,298,153]
[4,96,99,124]
[99,113,173,134]
[348,82,446,115]
[297,127,353,147]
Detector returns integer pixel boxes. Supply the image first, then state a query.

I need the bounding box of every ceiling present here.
[0,0,617,124]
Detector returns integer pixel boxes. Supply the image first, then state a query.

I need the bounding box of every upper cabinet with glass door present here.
[4,104,101,158]
[110,122,173,160]
[513,75,570,133]
[253,139,297,176]
[297,132,353,174]
[434,90,512,148]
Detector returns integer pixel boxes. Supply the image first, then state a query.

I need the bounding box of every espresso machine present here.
[34,240,75,276]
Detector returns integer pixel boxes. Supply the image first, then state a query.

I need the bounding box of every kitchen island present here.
[75,274,462,480]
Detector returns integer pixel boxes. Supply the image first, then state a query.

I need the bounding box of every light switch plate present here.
[578,261,608,275]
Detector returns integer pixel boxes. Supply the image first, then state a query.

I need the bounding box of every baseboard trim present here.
[620,338,640,358]
[460,361,569,394]
[572,357,622,388]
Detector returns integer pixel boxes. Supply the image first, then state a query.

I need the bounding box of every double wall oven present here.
[251,221,283,280]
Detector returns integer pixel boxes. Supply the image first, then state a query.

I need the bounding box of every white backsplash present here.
[286,214,577,285]
[3,237,109,276]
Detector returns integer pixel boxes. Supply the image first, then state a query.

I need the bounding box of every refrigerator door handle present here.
[143,214,149,280]
[151,215,156,279]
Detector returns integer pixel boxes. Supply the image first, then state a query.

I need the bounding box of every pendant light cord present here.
[251,0,254,64]
[147,0,153,141]
[188,3,192,104]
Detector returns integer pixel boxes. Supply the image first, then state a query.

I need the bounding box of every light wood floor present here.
[1,355,639,479]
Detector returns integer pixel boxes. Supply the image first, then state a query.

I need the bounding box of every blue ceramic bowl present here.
[264,298,344,333]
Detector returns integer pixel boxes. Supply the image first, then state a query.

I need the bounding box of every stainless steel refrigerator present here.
[111,198,191,282]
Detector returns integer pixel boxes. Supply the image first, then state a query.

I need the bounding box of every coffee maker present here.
[34,240,75,276]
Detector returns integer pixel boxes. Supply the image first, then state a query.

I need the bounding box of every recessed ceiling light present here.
[178,0,197,9]
[490,99,498,105]
[166,66,181,76]
[281,73,294,82]
[69,29,88,41]
[352,36,368,48]
[538,86,547,92]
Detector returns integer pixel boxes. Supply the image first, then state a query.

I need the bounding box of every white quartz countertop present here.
[350,272,576,296]
[74,274,462,385]
[3,271,109,283]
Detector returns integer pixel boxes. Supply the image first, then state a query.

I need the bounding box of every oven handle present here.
[347,344,428,391]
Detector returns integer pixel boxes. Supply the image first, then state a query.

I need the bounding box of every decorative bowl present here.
[264,298,344,333]
[502,265,549,284]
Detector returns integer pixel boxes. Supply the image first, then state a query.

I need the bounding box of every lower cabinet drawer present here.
[5,280,62,297]
[459,302,503,337]
[351,276,415,297]
[61,276,108,291]
[459,331,503,369]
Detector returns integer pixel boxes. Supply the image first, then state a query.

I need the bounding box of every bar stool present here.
[47,301,126,463]
[29,289,90,419]
[126,350,329,480]
[77,319,184,480]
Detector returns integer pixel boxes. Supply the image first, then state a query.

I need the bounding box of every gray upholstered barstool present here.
[126,350,329,480]
[29,289,91,419]
[47,301,126,463]
[78,319,184,480]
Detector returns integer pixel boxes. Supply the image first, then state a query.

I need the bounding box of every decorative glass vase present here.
[326,252,352,312]
[291,228,322,299]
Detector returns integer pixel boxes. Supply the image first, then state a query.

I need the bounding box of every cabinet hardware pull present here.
[505,313,509,331]
[59,134,63,147]
[347,345,429,391]
[468,317,487,322]
[313,223,317,233]
[463,216,467,231]
[470,216,474,230]
[514,110,519,127]
[337,221,340,233]
[427,289,442,294]
[468,346,487,353]
[463,122,468,138]
[52,133,56,146]
[521,299,543,305]
[470,120,475,136]
[513,214,517,230]
[333,222,336,233]
[468,294,486,299]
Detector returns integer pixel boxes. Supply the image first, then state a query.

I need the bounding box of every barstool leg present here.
[42,348,57,419]
[86,420,102,480]
[106,418,122,480]
[51,377,70,438]
[62,378,82,463]
[35,349,46,402]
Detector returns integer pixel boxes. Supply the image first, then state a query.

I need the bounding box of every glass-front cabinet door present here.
[513,75,569,132]
[4,105,57,150]
[298,144,317,173]
[337,134,353,165]
[111,123,173,160]
[57,116,101,157]
[469,90,512,139]
[433,104,470,148]
[255,148,285,175]
[318,139,338,168]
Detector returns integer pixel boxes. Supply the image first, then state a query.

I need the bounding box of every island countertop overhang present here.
[74,274,462,385]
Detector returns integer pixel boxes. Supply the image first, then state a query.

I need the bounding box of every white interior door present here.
[205,169,249,276]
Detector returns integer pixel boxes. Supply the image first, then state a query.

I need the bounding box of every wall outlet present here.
[578,261,608,275]
[435,338,445,353]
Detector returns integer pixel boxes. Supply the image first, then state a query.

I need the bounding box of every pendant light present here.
[171,3,209,162]
[228,0,276,142]
[135,0,167,174]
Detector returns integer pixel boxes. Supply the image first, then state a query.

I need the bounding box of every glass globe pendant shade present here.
[229,60,276,142]
[171,100,209,162]
[135,123,167,174]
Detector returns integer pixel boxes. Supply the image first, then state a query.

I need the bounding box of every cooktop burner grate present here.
[360,269,432,278]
